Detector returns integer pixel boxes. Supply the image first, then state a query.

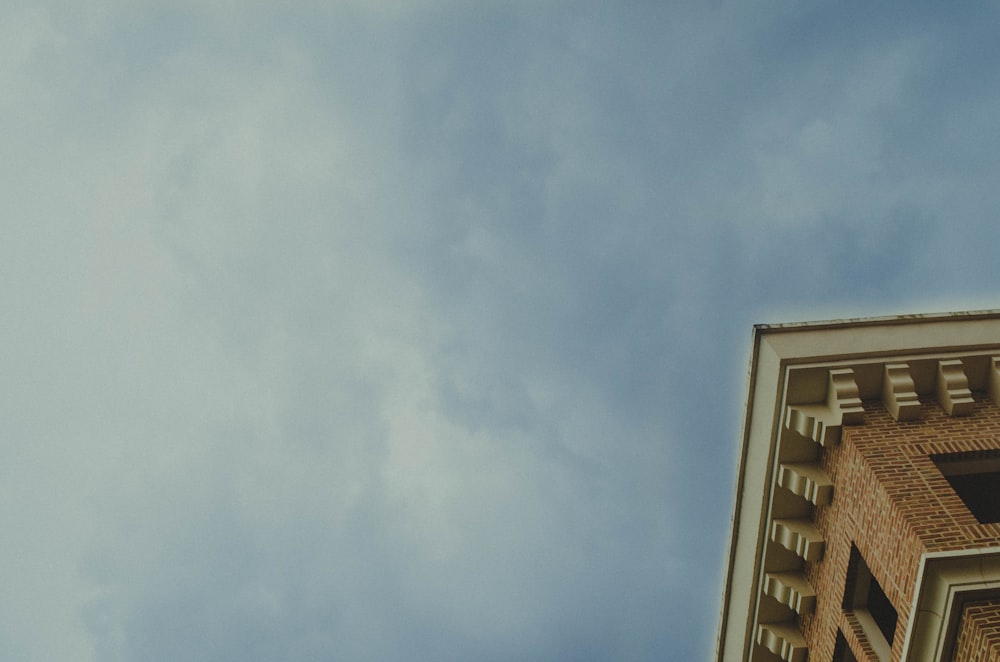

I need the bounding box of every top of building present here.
[717,309,1000,662]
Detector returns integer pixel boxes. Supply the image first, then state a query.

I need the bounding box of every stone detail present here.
[988,356,1000,410]
[756,622,808,662]
[771,518,825,562]
[764,571,817,615]
[936,359,974,417]
[778,462,833,506]
[882,363,921,422]
[785,368,864,446]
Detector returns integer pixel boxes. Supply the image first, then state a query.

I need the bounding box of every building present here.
[716,312,1000,661]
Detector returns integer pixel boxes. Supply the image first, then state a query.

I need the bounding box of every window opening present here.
[932,452,1000,524]
[866,574,897,644]
[843,545,897,660]
[833,630,858,661]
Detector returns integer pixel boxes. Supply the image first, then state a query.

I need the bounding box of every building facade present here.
[717,312,1000,661]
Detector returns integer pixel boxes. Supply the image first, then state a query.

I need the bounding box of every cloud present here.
[6,2,1000,661]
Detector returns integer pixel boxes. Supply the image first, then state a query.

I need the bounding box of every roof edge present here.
[753,309,1000,334]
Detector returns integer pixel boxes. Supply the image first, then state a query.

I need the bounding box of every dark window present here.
[866,573,897,645]
[833,630,858,661]
[843,545,897,659]
[933,452,1000,524]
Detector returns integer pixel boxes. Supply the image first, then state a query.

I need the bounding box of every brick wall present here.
[800,396,1000,661]
[952,600,1000,662]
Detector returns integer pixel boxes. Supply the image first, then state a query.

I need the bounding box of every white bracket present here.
[764,571,817,615]
[989,357,1000,408]
[785,368,864,446]
[778,462,834,506]
[882,363,921,422]
[771,518,825,562]
[936,359,974,416]
[756,622,808,662]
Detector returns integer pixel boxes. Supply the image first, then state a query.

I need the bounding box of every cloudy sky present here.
[5,2,1000,660]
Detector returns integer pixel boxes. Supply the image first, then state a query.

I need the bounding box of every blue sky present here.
[4,2,1000,660]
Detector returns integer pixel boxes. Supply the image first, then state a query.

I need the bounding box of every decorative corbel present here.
[778,462,834,506]
[785,368,864,446]
[764,571,817,615]
[756,623,808,662]
[771,518,825,562]
[988,357,1000,409]
[882,363,921,422]
[936,359,974,417]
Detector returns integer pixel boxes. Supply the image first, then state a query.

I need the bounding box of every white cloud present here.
[7,2,1000,660]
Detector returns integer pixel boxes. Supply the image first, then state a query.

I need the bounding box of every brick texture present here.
[798,396,1000,661]
[953,600,1000,662]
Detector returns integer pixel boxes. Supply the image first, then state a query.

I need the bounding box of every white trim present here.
[901,548,1000,661]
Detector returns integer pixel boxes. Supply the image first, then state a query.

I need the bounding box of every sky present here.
[4,2,1000,660]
